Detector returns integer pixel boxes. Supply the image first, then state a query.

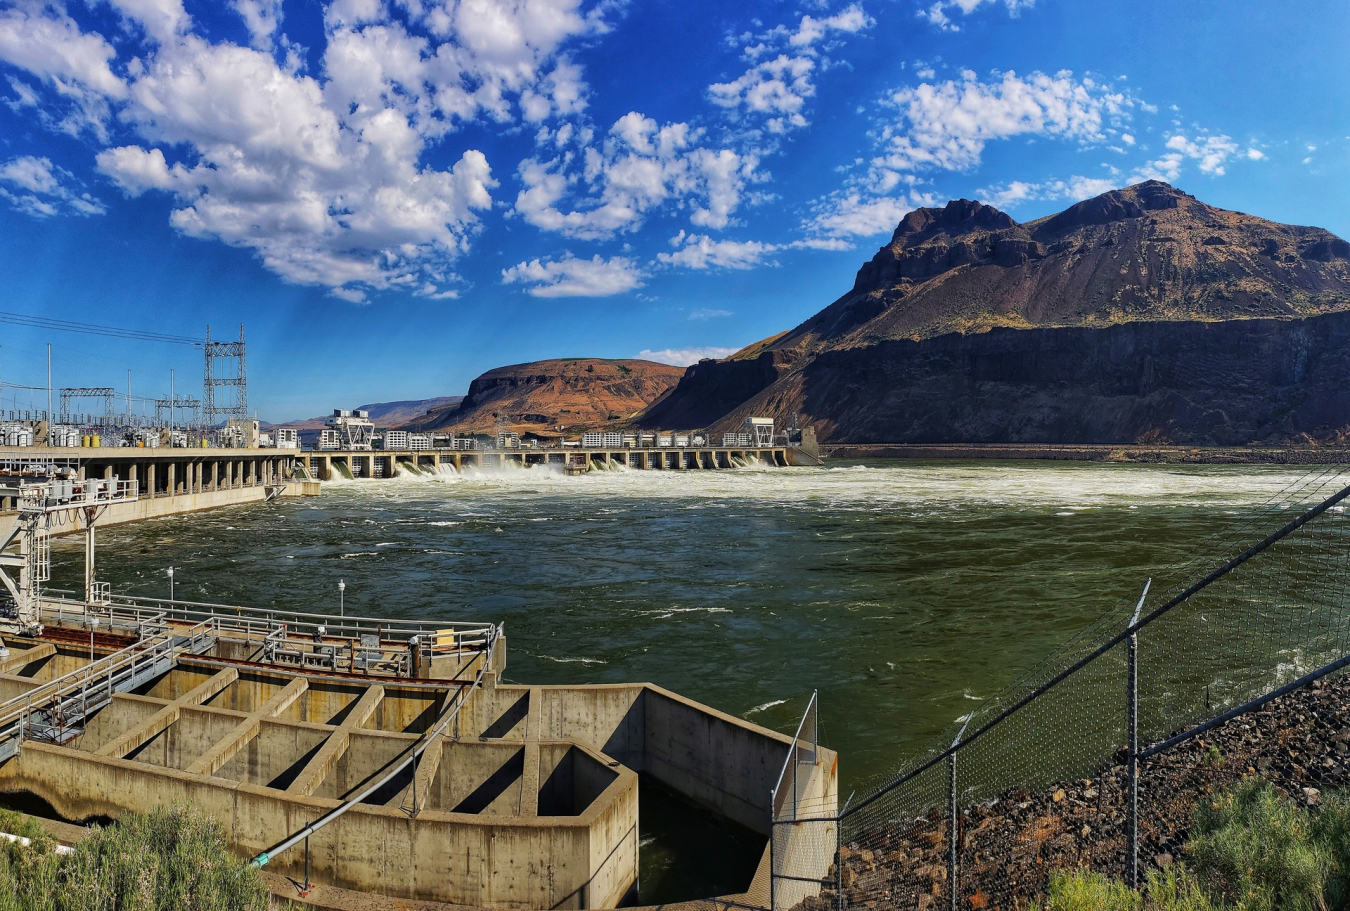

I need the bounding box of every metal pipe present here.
[251,625,500,870]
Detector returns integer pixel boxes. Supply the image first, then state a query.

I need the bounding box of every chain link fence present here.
[764,464,1350,911]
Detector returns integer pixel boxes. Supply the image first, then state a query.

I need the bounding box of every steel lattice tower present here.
[202,324,247,428]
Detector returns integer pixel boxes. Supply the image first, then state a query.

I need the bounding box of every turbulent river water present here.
[47,459,1340,794]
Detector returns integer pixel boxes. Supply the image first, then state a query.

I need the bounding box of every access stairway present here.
[0,620,218,762]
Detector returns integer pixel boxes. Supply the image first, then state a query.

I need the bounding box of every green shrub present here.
[0,809,61,911]
[1034,868,1143,910]
[0,806,270,911]
[59,805,268,911]
[1188,778,1329,911]
[1032,866,1218,911]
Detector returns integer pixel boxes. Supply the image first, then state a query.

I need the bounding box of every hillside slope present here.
[406,359,685,435]
[642,181,1350,444]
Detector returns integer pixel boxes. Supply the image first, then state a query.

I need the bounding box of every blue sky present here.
[0,0,1347,421]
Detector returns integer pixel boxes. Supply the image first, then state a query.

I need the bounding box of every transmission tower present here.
[203,325,247,428]
[58,388,114,422]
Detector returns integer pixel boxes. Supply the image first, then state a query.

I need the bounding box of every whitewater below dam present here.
[47,459,1348,792]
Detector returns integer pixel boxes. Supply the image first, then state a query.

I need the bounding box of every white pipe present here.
[0,830,74,855]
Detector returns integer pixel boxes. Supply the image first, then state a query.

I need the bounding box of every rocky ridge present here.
[641,181,1350,445]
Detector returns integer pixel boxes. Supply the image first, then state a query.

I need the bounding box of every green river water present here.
[41,458,1348,898]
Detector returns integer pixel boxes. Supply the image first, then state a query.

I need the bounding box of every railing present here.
[40,590,495,653]
[771,691,837,911]
[0,618,217,758]
[252,622,504,878]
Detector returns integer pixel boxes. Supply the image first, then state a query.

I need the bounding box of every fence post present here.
[947,714,970,911]
[837,833,844,911]
[948,750,958,911]
[1128,625,1138,888]
[1127,579,1149,890]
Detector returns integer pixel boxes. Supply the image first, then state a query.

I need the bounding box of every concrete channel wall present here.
[0,647,645,909]
[477,682,832,837]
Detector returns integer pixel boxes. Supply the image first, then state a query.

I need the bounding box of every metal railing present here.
[0,618,217,761]
[40,590,495,660]
[771,691,838,911]
[251,621,504,881]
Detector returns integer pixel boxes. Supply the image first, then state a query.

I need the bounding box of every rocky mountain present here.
[405,359,685,435]
[642,181,1350,445]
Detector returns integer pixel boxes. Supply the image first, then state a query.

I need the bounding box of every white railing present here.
[39,591,499,680]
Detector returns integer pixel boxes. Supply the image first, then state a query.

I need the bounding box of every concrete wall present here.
[63,485,271,532]
[1,741,636,909]
[490,682,796,837]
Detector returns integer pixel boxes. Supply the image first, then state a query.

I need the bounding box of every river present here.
[48,459,1348,796]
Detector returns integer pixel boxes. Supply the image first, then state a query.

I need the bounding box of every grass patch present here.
[1035,778,1350,911]
[0,806,272,911]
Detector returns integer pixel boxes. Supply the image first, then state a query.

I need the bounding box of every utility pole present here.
[46,343,51,426]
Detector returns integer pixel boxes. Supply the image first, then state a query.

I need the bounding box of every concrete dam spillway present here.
[0,451,838,909]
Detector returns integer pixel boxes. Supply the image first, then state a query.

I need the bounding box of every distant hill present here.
[275,396,464,433]
[642,181,1350,445]
[404,359,685,435]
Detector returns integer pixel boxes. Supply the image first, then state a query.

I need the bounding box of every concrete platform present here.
[0,615,836,910]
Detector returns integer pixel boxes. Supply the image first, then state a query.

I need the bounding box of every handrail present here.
[0,619,217,751]
[40,590,495,648]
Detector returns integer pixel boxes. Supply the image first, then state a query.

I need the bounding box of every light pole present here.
[167,566,174,603]
[338,579,345,621]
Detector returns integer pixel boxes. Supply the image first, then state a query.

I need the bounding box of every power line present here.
[0,310,201,346]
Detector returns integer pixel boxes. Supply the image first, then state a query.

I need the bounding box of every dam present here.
[0,457,838,909]
[301,443,811,480]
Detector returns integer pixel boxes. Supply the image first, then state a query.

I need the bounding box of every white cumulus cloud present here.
[878,69,1133,174]
[804,192,918,240]
[920,0,1034,31]
[502,253,644,297]
[0,155,104,217]
[977,175,1122,210]
[1134,133,1243,181]
[637,346,739,366]
[0,0,621,299]
[515,112,761,239]
[710,3,872,138]
[657,230,779,269]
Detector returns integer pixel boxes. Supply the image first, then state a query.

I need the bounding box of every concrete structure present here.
[301,445,802,480]
[0,596,837,909]
[0,447,312,527]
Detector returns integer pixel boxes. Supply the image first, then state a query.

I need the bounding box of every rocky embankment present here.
[821,672,1350,910]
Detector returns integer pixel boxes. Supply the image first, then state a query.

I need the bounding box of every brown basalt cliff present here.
[640,181,1350,444]
[407,358,684,435]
